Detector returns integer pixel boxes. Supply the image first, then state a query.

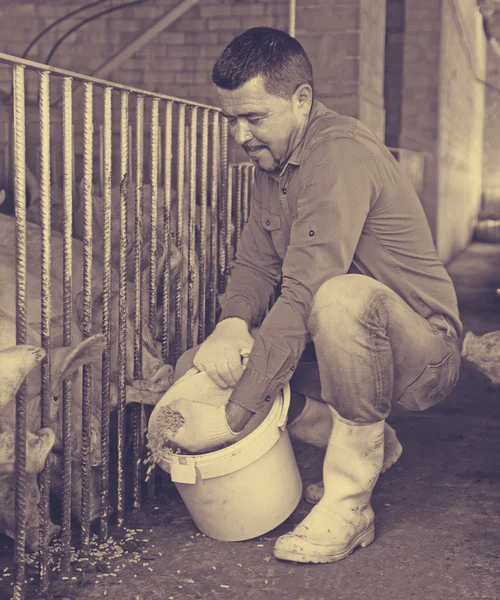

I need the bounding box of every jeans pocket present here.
[397,349,459,412]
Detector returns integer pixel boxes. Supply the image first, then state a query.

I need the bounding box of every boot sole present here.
[273,525,375,564]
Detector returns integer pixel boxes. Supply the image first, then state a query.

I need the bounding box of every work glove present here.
[193,317,254,389]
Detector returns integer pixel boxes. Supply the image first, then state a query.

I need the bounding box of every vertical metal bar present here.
[99,124,104,197]
[219,117,229,292]
[132,94,145,513]
[235,164,243,248]
[60,75,74,574]
[208,111,219,334]
[116,91,129,528]
[147,98,160,501]
[80,81,94,554]
[128,125,133,185]
[174,103,186,362]
[12,63,27,600]
[242,164,249,228]
[38,69,52,594]
[99,86,113,543]
[225,161,233,290]
[198,108,209,343]
[187,106,197,350]
[149,98,159,338]
[161,102,173,364]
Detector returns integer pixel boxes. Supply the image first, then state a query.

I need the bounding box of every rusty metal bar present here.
[132,94,145,513]
[99,86,113,543]
[198,108,209,343]
[224,155,233,291]
[174,103,186,362]
[12,63,28,600]
[37,69,52,594]
[116,90,129,528]
[149,98,160,338]
[208,111,219,334]
[161,101,173,363]
[80,81,94,553]
[242,164,250,228]
[219,117,229,292]
[235,164,243,248]
[146,98,160,501]
[187,106,197,350]
[60,75,74,574]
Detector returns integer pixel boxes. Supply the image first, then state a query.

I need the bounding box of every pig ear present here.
[50,334,106,393]
[0,345,46,407]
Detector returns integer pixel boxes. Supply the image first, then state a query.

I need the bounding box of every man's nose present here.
[234,121,252,146]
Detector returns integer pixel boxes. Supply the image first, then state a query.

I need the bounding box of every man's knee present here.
[309,274,388,333]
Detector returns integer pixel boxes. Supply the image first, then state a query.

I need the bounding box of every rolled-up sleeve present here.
[229,136,383,412]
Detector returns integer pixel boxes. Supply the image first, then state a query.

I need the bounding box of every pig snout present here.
[27,428,55,473]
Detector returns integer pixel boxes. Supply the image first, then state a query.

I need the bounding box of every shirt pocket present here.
[261,209,286,259]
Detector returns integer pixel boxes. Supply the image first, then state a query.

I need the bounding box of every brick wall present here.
[0,0,387,144]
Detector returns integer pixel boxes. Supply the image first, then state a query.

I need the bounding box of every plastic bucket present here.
[155,383,302,541]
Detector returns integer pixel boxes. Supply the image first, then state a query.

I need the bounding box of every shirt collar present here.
[265,100,328,181]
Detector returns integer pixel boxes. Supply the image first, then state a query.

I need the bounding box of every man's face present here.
[217,75,310,172]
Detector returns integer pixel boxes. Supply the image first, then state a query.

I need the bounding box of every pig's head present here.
[0,344,46,408]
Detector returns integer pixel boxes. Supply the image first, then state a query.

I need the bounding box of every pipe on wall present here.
[289,0,296,38]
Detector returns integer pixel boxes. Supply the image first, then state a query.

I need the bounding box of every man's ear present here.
[293,83,313,112]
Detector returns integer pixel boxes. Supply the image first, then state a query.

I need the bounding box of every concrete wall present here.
[396,0,485,264]
[482,14,500,208]
[437,0,485,262]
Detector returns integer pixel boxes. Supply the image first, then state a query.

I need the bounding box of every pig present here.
[461,330,500,384]
[0,215,174,525]
[25,169,199,356]
[0,306,107,551]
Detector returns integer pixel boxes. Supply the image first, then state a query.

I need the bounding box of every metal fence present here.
[0,51,255,600]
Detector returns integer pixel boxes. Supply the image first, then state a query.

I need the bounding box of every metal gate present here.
[0,51,254,599]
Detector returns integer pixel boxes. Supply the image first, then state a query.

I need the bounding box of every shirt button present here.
[291,365,296,371]
[265,395,271,402]
[281,187,287,194]
[265,220,270,226]
[309,230,315,237]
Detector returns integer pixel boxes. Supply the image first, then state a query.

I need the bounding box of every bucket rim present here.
[157,382,290,466]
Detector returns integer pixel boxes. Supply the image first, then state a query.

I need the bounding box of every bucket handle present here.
[277,383,291,430]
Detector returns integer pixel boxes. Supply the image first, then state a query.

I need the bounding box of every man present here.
[174,27,462,564]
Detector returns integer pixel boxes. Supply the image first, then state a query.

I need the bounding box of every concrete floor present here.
[2,241,500,600]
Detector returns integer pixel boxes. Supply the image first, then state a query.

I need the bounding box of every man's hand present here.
[225,400,254,433]
[194,318,254,389]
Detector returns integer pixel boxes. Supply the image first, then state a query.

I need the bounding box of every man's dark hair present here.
[212,27,314,99]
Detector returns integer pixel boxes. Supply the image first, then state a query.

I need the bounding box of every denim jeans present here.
[290,274,461,423]
[175,274,461,424]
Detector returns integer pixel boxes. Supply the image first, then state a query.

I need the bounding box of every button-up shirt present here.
[219,100,462,413]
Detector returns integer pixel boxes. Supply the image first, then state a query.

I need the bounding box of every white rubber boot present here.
[274,407,384,564]
[288,397,402,505]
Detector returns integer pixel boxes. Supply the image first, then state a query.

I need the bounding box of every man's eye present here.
[227,117,237,126]
[249,117,264,125]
